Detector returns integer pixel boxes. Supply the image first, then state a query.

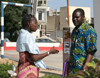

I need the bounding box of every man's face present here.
[72,11,84,28]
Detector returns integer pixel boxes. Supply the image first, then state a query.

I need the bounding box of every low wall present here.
[4,42,63,51]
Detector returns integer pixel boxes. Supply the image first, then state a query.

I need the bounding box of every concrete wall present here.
[60,7,68,30]
[50,30,63,40]
[47,16,55,31]
[55,15,60,30]
[47,15,60,31]
[93,0,100,58]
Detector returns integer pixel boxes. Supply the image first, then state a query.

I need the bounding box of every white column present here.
[36,11,38,20]
[42,10,44,20]
[42,0,44,5]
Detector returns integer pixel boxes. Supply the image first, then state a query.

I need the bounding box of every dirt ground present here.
[0,57,62,78]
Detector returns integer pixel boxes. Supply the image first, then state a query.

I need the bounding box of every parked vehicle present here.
[36,36,56,43]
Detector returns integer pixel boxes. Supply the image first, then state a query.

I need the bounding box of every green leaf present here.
[86,63,96,69]
[73,68,79,73]
[93,58,100,63]
[41,74,63,78]
[82,71,90,77]
[76,75,84,78]
[97,73,100,77]
[68,73,77,76]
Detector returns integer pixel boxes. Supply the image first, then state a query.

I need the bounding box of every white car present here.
[36,36,56,43]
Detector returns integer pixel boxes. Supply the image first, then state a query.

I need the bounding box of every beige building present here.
[47,6,91,31]
[47,15,60,31]
[47,10,60,32]
[46,10,60,40]
[46,6,91,42]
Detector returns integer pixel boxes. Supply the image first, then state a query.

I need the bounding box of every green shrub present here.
[0,62,14,78]
[66,58,100,78]
[74,58,100,78]
[41,74,67,78]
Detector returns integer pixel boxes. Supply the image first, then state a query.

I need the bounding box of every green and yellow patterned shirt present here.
[69,22,97,74]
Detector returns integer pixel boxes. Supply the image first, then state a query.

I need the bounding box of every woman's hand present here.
[30,46,59,62]
[49,46,59,54]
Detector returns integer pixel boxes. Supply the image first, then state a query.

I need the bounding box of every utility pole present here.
[55,9,57,40]
[67,0,70,27]
[28,0,37,16]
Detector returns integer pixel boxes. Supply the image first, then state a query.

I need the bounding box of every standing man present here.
[69,8,97,74]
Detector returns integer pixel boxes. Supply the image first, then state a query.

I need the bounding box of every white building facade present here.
[29,0,50,39]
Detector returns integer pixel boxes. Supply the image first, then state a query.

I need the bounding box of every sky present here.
[47,0,93,17]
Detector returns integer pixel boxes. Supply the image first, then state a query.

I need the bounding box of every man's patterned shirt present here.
[69,22,97,74]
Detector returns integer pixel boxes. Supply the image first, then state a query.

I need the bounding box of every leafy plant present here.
[0,62,14,78]
[41,74,67,78]
[0,0,29,42]
[75,58,100,78]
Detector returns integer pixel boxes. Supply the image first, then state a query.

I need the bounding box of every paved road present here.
[0,50,100,71]
[0,50,63,71]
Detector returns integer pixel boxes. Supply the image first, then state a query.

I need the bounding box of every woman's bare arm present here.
[30,46,59,62]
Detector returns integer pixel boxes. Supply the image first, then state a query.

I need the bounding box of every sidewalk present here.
[0,50,63,71]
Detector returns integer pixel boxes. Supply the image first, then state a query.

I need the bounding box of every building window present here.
[44,1,46,4]
[38,1,42,6]
[47,11,49,16]
[38,11,42,20]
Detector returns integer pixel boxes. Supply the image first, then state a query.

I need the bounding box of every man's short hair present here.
[73,8,85,17]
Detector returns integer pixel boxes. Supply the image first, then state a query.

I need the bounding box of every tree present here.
[0,0,29,41]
